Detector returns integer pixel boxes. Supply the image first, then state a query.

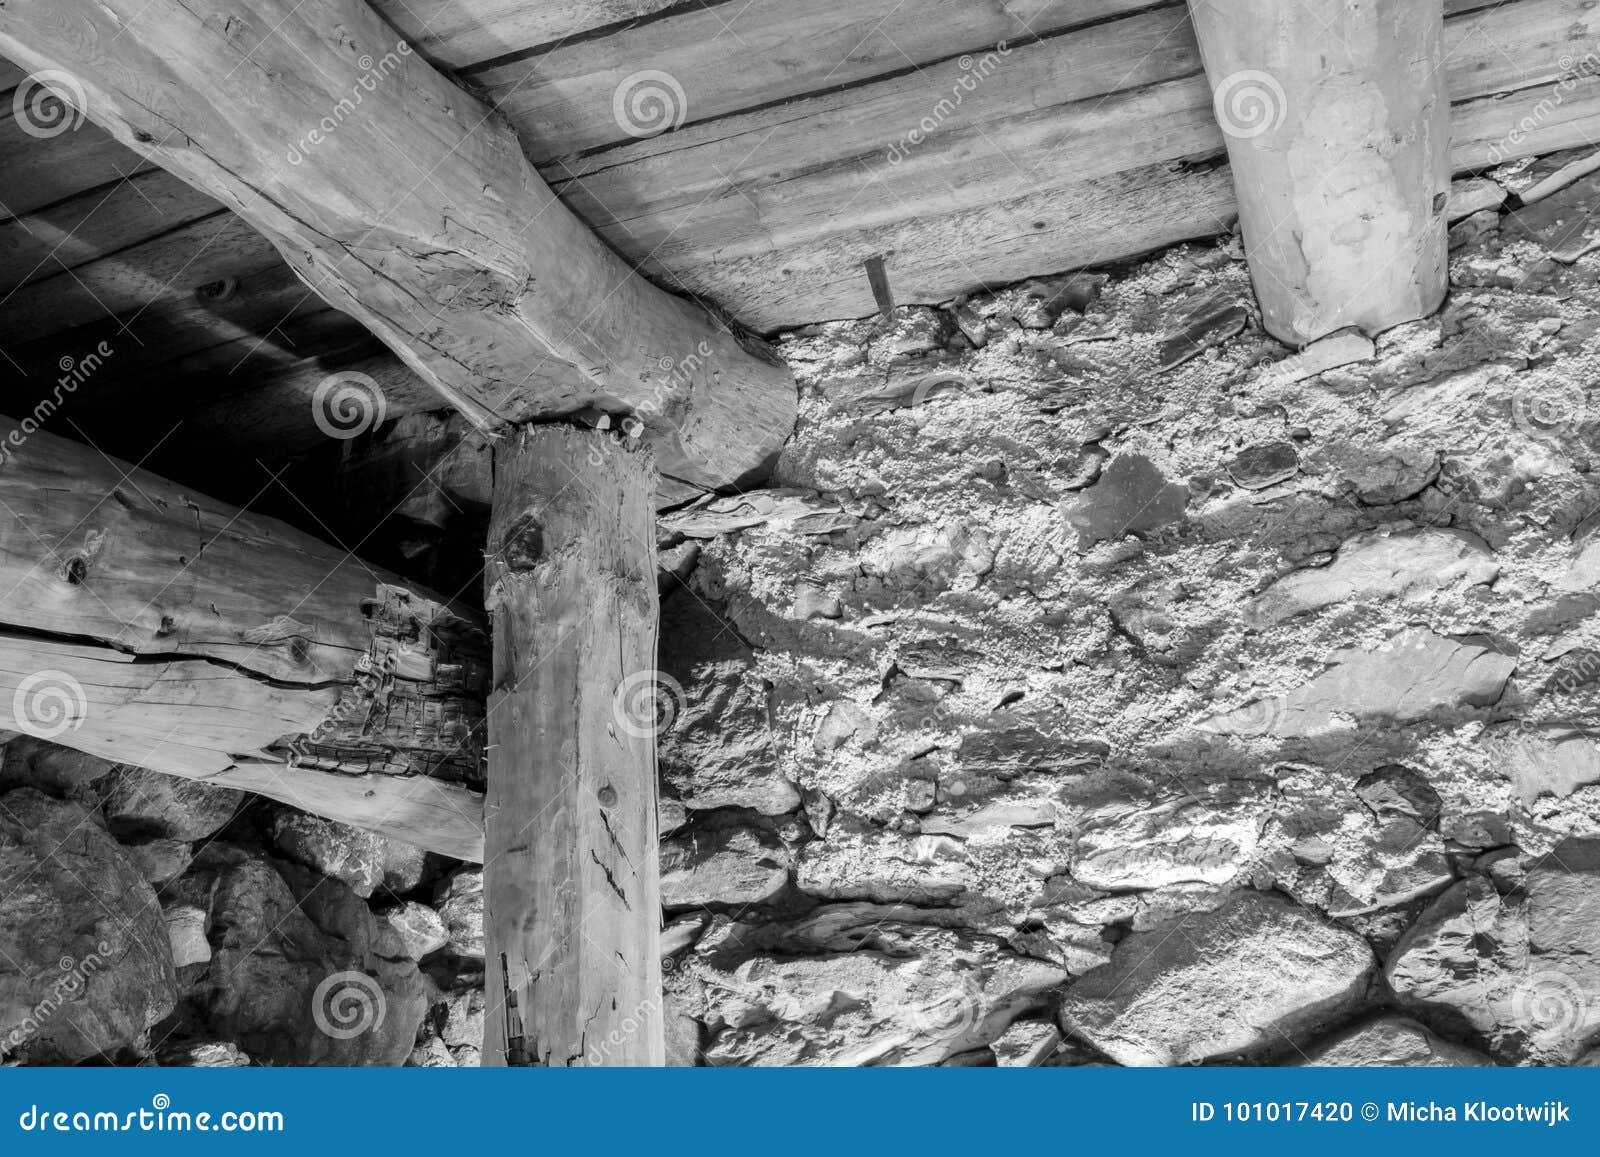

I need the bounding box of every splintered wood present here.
[0,423,488,859]
[483,425,664,1067]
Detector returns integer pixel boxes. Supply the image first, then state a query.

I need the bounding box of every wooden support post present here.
[0,421,488,860]
[483,426,663,1067]
[1187,0,1450,346]
[0,0,796,495]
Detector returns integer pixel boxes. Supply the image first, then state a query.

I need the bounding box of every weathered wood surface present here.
[1187,0,1449,344]
[0,168,223,296]
[0,211,272,345]
[0,421,490,858]
[372,0,684,69]
[474,0,1163,161]
[544,0,1593,330]
[0,0,796,493]
[483,425,663,1067]
[0,0,1588,381]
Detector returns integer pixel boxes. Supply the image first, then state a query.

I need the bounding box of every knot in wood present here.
[501,512,545,572]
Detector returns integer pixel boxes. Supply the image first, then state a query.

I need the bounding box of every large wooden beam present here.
[0,0,796,494]
[1187,0,1450,345]
[0,421,487,860]
[483,426,663,1067]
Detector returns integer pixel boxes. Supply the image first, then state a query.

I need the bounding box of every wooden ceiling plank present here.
[0,168,226,296]
[0,211,278,346]
[0,0,796,492]
[0,115,156,224]
[480,0,1170,162]
[371,0,683,71]
[541,0,1596,330]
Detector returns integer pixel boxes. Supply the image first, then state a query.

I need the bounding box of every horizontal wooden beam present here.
[0,420,488,858]
[538,0,1590,330]
[0,0,796,492]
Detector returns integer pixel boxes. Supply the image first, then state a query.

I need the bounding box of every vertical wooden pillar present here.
[482,425,664,1066]
[1188,0,1449,346]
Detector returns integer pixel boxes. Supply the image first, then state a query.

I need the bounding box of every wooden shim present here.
[483,425,662,1066]
[0,0,795,492]
[1187,0,1449,344]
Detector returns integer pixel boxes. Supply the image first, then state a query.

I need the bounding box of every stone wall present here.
[652,154,1600,1066]
[10,153,1600,1068]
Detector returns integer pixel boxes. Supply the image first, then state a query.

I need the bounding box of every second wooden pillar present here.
[482,425,664,1066]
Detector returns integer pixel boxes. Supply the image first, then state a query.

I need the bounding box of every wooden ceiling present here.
[0,0,1594,468]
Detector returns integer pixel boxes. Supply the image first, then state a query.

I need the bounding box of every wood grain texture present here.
[1187,0,1449,344]
[0,421,490,855]
[0,0,795,492]
[477,0,1166,161]
[483,425,663,1067]
[0,168,225,295]
[526,0,1594,330]
[372,0,684,69]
